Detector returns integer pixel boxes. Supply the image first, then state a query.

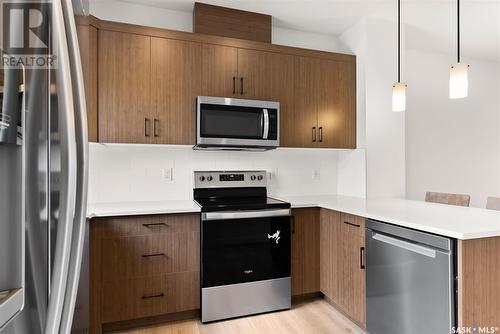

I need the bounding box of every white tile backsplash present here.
[88,144,344,204]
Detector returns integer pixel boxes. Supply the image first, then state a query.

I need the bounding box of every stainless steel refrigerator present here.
[0,0,88,333]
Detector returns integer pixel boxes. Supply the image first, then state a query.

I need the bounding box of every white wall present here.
[88,144,343,203]
[89,0,347,53]
[337,149,367,198]
[340,18,406,199]
[405,50,500,208]
[90,0,193,32]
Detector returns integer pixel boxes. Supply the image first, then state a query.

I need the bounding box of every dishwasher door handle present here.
[372,233,437,258]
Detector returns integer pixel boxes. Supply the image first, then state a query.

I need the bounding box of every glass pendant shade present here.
[392,82,407,112]
[449,63,469,99]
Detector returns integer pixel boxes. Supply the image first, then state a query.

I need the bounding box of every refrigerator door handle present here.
[44,1,78,333]
[58,0,90,333]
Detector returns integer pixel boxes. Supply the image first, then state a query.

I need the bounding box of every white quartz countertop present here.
[86,200,201,219]
[279,195,500,240]
[87,195,500,240]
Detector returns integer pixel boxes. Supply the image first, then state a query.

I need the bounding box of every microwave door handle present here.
[262,109,269,139]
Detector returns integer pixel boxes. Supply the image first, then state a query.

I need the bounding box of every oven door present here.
[201,209,291,288]
[196,96,279,149]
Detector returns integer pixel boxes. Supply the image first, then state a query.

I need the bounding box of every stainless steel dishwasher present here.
[365,219,456,334]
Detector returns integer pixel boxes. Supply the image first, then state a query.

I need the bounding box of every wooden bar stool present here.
[425,192,471,207]
[486,197,500,211]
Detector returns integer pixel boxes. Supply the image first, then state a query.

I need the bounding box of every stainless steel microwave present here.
[195,96,280,150]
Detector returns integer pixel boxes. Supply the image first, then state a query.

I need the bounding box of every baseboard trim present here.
[102,309,199,333]
[291,291,322,304]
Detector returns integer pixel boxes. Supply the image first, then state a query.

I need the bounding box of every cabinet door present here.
[201,44,238,97]
[237,49,304,147]
[339,213,366,327]
[98,31,152,143]
[319,209,341,301]
[285,57,320,148]
[317,59,356,148]
[151,38,202,145]
[291,208,320,296]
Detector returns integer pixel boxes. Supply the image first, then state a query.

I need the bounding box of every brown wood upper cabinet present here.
[98,30,153,144]
[237,50,356,148]
[94,19,356,148]
[201,44,238,97]
[151,38,202,144]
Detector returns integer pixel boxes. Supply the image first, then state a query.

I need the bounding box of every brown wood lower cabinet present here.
[338,213,366,326]
[320,209,366,328]
[102,271,199,323]
[291,208,320,296]
[90,213,200,333]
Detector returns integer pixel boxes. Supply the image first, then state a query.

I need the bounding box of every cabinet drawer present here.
[102,231,200,281]
[97,213,199,237]
[102,271,200,323]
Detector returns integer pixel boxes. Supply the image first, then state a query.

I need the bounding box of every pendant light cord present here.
[398,0,401,82]
[457,0,460,63]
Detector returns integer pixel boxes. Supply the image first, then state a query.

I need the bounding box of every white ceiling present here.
[118,0,500,62]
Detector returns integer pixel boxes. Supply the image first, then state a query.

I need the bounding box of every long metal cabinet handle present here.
[202,209,291,221]
[153,118,159,137]
[142,253,166,258]
[319,127,323,142]
[240,77,244,95]
[312,127,317,142]
[360,247,365,269]
[44,1,78,333]
[143,222,167,228]
[232,76,236,94]
[142,293,164,299]
[372,233,437,258]
[58,1,90,333]
[144,118,151,137]
[344,221,360,228]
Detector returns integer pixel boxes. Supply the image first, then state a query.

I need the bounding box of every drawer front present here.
[102,231,200,281]
[97,213,200,238]
[102,271,200,323]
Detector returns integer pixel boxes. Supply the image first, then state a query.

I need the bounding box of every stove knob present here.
[257,175,263,181]
[199,176,205,182]
[207,176,213,182]
[250,175,257,181]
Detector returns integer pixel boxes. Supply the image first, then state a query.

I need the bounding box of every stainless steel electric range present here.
[193,171,292,323]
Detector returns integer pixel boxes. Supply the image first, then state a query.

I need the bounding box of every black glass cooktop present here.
[193,187,290,212]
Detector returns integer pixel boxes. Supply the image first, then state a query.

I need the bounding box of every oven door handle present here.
[262,109,269,140]
[202,209,291,221]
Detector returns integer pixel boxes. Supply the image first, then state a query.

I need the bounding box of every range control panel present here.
[194,171,267,188]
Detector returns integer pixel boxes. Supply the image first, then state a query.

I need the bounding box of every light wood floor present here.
[114,299,366,334]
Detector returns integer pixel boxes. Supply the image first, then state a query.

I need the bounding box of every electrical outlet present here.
[268,168,278,180]
[162,168,173,182]
[313,168,321,180]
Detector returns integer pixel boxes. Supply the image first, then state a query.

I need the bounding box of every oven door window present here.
[202,216,291,288]
[200,104,268,139]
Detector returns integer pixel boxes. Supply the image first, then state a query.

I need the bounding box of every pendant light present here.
[392,0,406,112]
[449,0,469,99]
